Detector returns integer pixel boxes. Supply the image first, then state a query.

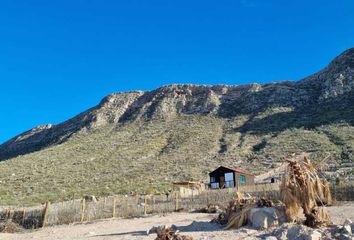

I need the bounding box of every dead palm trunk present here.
[280,156,332,227]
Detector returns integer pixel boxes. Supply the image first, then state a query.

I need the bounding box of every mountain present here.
[0,48,353,206]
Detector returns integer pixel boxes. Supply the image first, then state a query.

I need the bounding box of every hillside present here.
[0,48,353,206]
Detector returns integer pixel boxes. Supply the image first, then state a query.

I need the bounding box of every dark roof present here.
[209,165,254,176]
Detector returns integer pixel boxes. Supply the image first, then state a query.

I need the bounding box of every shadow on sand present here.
[91,220,223,237]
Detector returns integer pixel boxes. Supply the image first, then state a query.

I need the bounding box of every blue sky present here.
[0,0,354,143]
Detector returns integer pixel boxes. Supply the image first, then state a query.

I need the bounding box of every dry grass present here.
[155,226,193,240]
[0,104,353,206]
[0,221,23,233]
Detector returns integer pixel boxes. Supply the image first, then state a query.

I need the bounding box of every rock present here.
[342,218,354,235]
[264,237,278,240]
[344,219,353,225]
[147,224,178,235]
[286,225,306,239]
[249,207,280,229]
[340,234,353,240]
[304,230,322,240]
[334,232,342,239]
[342,224,352,235]
[274,223,323,240]
[274,206,288,224]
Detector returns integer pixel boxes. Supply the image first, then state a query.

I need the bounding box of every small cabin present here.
[173,181,206,198]
[209,165,254,189]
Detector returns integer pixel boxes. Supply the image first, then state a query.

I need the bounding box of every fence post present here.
[42,202,50,228]
[152,195,155,212]
[22,209,26,226]
[175,192,179,211]
[144,195,148,215]
[206,191,209,205]
[136,194,139,205]
[8,208,14,220]
[6,209,10,220]
[81,198,86,222]
[124,197,128,218]
[112,198,116,218]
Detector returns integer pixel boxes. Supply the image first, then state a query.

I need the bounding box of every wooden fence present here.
[330,183,354,201]
[1,182,353,229]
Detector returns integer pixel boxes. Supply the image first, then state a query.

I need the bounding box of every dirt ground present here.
[1,202,353,240]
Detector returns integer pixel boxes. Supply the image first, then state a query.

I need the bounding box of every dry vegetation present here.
[155,226,193,240]
[0,110,353,206]
[280,157,332,227]
[0,221,23,233]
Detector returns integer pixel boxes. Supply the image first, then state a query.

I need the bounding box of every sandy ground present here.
[1,202,354,240]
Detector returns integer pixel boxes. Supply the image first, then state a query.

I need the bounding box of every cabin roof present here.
[209,165,254,176]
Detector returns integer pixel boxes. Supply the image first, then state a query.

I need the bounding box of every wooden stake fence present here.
[3,182,353,228]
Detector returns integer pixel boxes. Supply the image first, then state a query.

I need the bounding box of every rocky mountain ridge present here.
[2,48,354,161]
[0,48,353,205]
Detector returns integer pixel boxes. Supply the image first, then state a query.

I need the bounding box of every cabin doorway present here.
[219,176,225,188]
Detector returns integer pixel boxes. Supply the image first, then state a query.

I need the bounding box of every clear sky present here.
[0,0,354,143]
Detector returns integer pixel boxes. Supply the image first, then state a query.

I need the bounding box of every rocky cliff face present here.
[2,48,353,161]
[0,48,353,204]
[301,48,354,100]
